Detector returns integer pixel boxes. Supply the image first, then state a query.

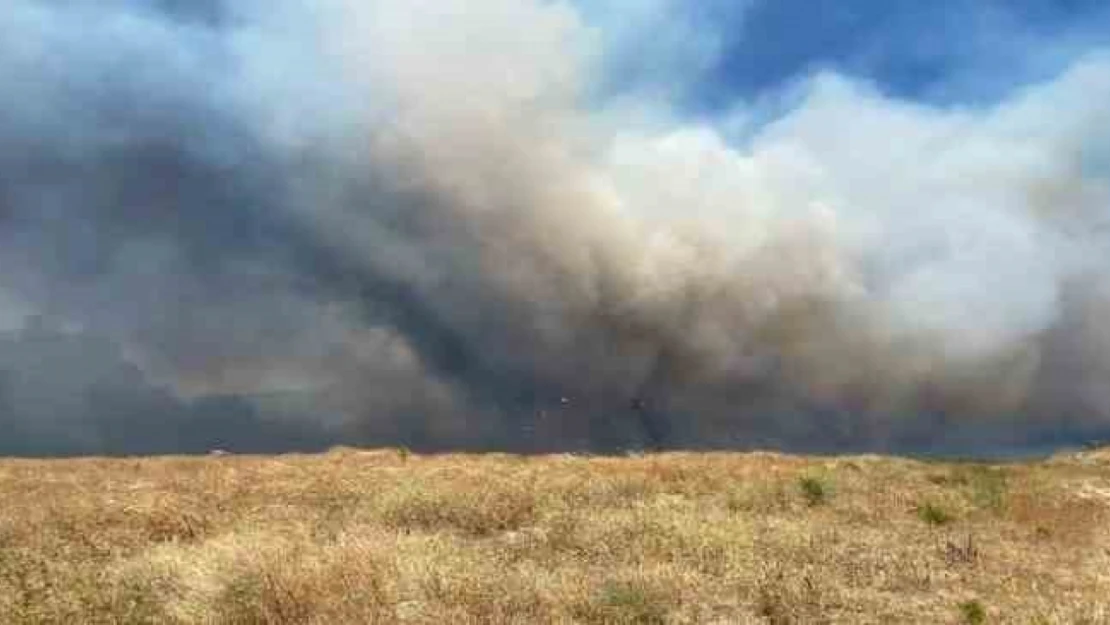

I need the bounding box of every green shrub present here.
[574,579,670,624]
[959,599,986,624]
[918,502,954,526]
[798,476,830,507]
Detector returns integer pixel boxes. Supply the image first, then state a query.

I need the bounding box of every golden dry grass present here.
[1,446,1109,624]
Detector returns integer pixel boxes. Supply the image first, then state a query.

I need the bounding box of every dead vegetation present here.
[1,447,1109,623]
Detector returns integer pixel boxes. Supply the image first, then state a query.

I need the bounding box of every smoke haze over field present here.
[2,0,1110,456]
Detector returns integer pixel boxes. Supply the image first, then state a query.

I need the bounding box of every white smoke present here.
[1,0,1109,454]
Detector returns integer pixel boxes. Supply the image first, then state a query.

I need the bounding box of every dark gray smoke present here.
[2,0,1110,457]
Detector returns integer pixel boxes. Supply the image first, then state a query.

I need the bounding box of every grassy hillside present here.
[1,447,1108,624]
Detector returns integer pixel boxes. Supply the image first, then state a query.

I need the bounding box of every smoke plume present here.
[2,0,1109,456]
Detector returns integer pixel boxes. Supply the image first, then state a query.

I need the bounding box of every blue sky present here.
[591,0,1110,112]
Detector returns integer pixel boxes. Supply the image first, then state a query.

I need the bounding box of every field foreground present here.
[1,447,1109,624]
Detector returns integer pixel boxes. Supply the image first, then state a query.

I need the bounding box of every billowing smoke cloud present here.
[2,0,1109,456]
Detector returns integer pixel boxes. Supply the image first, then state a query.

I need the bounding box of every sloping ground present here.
[0,447,1108,624]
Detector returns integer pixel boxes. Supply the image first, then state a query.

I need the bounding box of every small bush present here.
[586,579,670,625]
[959,599,986,624]
[930,466,1008,513]
[918,502,954,526]
[798,476,830,507]
[967,468,1007,513]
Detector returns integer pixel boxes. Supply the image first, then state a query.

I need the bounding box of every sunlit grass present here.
[0,446,1108,623]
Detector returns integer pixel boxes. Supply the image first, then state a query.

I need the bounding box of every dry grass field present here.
[1,446,1109,624]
